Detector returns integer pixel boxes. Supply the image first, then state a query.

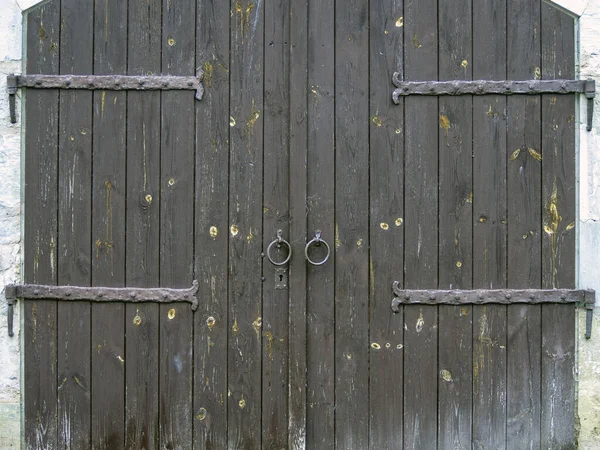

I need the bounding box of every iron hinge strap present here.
[6,71,204,124]
[4,281,199,336]
[391,75,596,131]
[391,282,595,339]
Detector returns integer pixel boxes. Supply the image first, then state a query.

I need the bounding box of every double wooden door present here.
[21,0,580,448]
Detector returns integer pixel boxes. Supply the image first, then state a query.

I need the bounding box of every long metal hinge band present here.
[6,70,204,124]
[391,75,596,131]
[4,280,199,336]
[390,282,595,339]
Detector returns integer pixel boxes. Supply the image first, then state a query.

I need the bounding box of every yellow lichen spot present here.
[239,398,246,409]
[384,30,389,35]
[168,308,176,320]
[371,342,381,350]
[133,315,142,326]
[395,17,403,27]
[230,116,236,127]
[69,135,75,141]
[412,35,422,48]
[168,178,175,186]
[145,194,153,204]
[380,222,389,231]
[206,316,216,329]
[396,344,403,350]
[335,225,341,249]
[168,38,175,46]
[479,216,487,223]
[460,307,469,316]
[346,353,352,360]
[372,116,383,127]
[534,66,541,80]
[117,355,125,364]
[395,128,401,134]
[395,217,403,227]
[544,225,554,235]
[467,192,473,204]
[416,312,424,333]
[461,59,468,69]
[441,369,453,382]
[385,343,391,348]
[456,261,462,268]
[528,148,542,162]
[210,226,218,238]
[510,149,521,161]
[566,221,575,231]
[523,234,528,240]
[356,238,363,248]
[247,229,254,244]
[232,318,239,335]
[439,114,450,131]
[196,408,207,421]
[230,224,239,236]
[203,61,213,88]
[253,317,262,332]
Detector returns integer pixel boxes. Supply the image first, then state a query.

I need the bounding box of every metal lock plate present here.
[275,268,288,290]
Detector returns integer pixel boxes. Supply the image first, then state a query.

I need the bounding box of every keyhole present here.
[279,274,284,282]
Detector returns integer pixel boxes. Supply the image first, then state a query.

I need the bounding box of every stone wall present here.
[0,0,598,447]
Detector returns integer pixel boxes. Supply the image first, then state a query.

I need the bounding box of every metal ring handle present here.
[305,230,331,266]
[266,230,292,266]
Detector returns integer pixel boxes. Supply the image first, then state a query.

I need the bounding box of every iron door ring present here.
[266,230,292,266]
[305,230,331,266]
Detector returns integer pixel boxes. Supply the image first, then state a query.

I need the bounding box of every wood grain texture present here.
[159,0,196,447]
[334,0,370,447]
[23,3,60,447]
[288,0,308,447]
[56,0,94,446]
[368,0,404,448]
[227,0,264,447]
[403,0,438,447]
[193,0,230,447]
[541,5,577,449]
[306,0,335,446]
[125,0,162,447]
[262,0,290,447]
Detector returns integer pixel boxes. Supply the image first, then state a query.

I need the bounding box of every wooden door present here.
[20,0,582,448]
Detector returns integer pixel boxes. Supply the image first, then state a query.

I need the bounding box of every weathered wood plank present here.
[227,0,264,447]
[472,0,507,447]
[91,0,128,446]
[56,0,93,446]
[541,5,576,448]
[193,0,230,448]
[506,1,543,448]
[159,0,196,447]
[23,4,60,447]
[125,0,162,447]
[262,0,290,447]
[334,0,370,447]
[403,0,438,446]
[305,0,335,446]
[288,0,308,447]
[368,0,404,447]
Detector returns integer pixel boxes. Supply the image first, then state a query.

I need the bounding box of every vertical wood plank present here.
[91,0,128,447]
[125,0,161,447]
[159,0,196,447]
[227,0,264,447]
[472,0,507,448]
[56,0,93,446]
[541,5,576,449]
[23,3,60,448]
[506,1,543,448]
[368,0,404,447]
[437,0,473,448]
[193,0,230,447]
[288,0,308,447]
[334,0,370,447]
[262,0,290,447]
[306,0,335,446]
[403,0,438,446]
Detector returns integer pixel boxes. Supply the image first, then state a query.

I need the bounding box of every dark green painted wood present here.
[368,0,404,448]
[506,1,543,448]
[306,0,335,447]
[56,0,93,446]
[541,5,577,449]
[193,0,230,448]
[23,3,60,448]
[159,0,195,448]
[227,0,264,447]
[262,0,290,447]
[125,0,162,447]
[472,0,508,448]
[403,0,438,447]
[334,0,370,447]
[288,0,308,447]
[437,0,473,447]
[90,0,128,447]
